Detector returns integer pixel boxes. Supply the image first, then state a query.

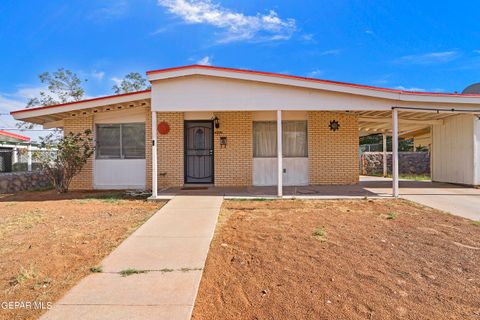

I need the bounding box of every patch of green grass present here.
[31,186,54,192]
[179,267,203,272]
[313,227,326,240]
[233,198,275,202]
[366,173,431,181]
[90,266,103,273]
[10,266,37,286]
[386,212,397,220]
[119,268,148,277]
[472,220,480,226]
[5,203,17,207]
[86,193,125,204]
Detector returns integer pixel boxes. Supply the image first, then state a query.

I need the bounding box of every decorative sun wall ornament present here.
[329,120,340,131]
[158,121,170,135]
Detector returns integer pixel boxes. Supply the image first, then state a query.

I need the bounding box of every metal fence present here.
[359,143,386,153]
[0,147,53,173]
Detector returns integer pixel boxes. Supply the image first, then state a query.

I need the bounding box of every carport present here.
[358,105,480,196]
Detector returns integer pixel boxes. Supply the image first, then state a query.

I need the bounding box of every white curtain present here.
[253,121,307,158]
[253,122,277,157]
[283,121,308,157]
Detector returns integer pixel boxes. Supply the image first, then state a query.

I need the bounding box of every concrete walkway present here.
[41,196,223,320]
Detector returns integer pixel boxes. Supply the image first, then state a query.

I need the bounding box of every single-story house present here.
[0,130,31,173]
[11,65,480,197]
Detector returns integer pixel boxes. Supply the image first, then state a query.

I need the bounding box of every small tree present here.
[17,68,86,130]
[36,130,94,193]
[112,72,150,94]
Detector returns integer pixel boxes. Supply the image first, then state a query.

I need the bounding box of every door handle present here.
[209,150,213,155]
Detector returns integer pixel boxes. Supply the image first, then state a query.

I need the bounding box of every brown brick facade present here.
[156,112,184,187]
[64,109,358,190]
[308,111,359,185]
[64,115,94,190]
[213,111,253,187]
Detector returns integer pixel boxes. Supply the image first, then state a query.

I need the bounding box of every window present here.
[253,121,308,158]
[253,122,277,157]
[96,123,145,159]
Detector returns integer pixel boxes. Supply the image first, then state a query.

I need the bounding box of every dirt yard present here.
[193,199,480,320]
[0,190,163,320]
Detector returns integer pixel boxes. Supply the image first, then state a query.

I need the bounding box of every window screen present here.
[122,124,146,159]
[96,123,145,159]
[253,121,308,158]
[96,124,121,159]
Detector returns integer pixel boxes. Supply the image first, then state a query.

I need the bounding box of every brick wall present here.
[213,111,253,186]
[308,111,359,185]
[64,115,94,190]
[156,112,184,187]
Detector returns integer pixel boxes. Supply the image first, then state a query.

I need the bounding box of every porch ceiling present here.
[358,110,457,136]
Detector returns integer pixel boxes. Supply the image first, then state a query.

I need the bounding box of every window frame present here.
[95,122,146,160]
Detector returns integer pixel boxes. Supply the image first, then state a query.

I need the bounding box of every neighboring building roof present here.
[0,130,31,143]
[463,82,480,94]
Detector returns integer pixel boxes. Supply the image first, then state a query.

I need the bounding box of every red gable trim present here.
[0,130,30,142]
[147,65,480,97]
[10,89,151,115]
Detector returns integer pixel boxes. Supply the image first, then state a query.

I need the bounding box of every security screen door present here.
[184,121,214,184]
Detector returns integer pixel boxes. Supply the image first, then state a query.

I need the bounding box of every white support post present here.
[277,110,283,197]
[151,111,158,198]
[12,147,18,164]
[392,109,399,197]
[382,133,387,177]
[27,145,32,171]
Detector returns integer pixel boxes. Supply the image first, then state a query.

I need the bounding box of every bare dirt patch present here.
[0,190,164,320]
[193,199,480,320]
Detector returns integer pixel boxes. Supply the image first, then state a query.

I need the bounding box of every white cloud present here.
[302,33,315,42]
[0,94,25,113]
[157,0,296,43]
[306,69,324,78]
[111,77,123,86]
[318,49,341,56]
[197,56,212,66]
[473,50,480,54]
[150,27,168,36]
[92,70,105,80]
[90,0,129,20]
[393,86,426,92]
[398,51,459,64]
[365,30,374,35]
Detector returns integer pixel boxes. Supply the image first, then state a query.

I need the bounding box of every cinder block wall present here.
[214,111,253,186]
[156,112,184,187]
[308,111,359,184]
[64,115,94,190]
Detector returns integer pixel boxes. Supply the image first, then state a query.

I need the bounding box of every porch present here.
[152,176,480,220]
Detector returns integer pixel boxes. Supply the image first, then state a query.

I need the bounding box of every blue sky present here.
[1,0,480,138]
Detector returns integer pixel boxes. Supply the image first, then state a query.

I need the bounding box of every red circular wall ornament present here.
[158,121,170,135]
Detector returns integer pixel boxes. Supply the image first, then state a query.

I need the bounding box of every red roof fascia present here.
[0,130,31,142]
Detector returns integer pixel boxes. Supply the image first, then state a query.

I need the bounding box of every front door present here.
[184,121,214,184]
